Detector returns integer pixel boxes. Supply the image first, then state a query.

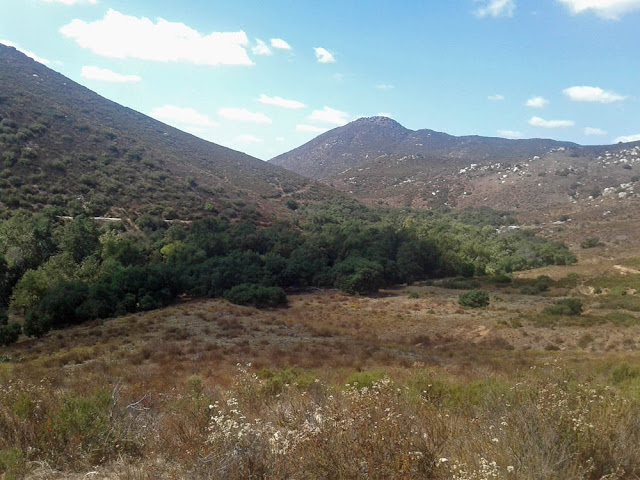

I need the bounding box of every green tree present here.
[0,309,21,346]
[55,216,100,264]
[333,257,385,295]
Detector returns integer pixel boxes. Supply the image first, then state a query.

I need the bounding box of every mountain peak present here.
[270,116,578,180]
[351,116,405,128]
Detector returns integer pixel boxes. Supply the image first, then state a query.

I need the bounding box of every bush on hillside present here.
[224,284,287,308]
[543,298,583,316]
[441,277,480,290]
[581,237,602,249]
[458,290,490,308]
[0,309,20,346]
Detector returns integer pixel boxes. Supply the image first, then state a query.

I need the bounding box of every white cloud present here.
[333,73,344,81]
[276,137,285,142]
[44,0,97,4]
[529,116,575,128]
[60,9,252,66]
[377,112,394,118]
[258,94,305,109]
[525,96,549,108]
[81,65,141,83]
[376,84,394,90]
[235,134,263,144]
[488,94,505,101]
[584,127,607,136]
[308,106,349,125]
[557,0,640,19]
[252,39,271,56]
[498,129,523,138]
[150,105,218,128]
[297,124,328,133]
[563,85,626,103]
[314,47,335,63]
[475,0,516,18]
[614,133,640,143]
[0,40,50,65]
[218,107,272,124]
[270,38,291,50]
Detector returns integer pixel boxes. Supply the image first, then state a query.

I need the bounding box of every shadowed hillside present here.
[0,45,336,221]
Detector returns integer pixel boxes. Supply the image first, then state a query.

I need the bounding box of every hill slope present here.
[0,45,334,221]
[271,116,640,221]
[270,116,578,180]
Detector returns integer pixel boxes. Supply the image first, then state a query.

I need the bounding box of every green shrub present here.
[543,298,583,316]
[0,447,25,480]
[224,283,287,308]
[458,290,490,308]
[458,262,475,278]
[610,363,640,385]
[0,319,21,346]
[441,277,481,290]
[581,237,602,249]
[490,274,512,285]
[520,275,554,295]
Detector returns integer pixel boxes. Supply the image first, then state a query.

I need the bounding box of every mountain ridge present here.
[270,116,582,180]
[270,116,640,220]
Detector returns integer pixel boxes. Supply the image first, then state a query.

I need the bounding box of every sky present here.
[1,0,640,160]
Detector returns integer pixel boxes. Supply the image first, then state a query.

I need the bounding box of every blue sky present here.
[1,0,640,159]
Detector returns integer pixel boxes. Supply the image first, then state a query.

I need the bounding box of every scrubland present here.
[2,263,640,479]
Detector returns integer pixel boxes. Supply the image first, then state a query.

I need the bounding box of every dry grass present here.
[3,272,640,478]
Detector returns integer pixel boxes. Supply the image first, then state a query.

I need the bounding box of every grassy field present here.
[2,256,640,479]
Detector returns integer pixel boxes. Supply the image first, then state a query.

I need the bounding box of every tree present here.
[333,257,385,295]
[0,212,55,283]
[55,216,100,264]
[0,309,20,346]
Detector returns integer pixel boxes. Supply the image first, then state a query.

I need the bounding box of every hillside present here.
[270,116,578,180]
[271,116,640,222]
[0,45,335,221]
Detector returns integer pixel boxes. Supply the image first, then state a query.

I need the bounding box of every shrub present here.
[0,447,25,480]
[441,277,480,290]
[458,289,490,308]
[285,198,299,210]
[581,237,602,249]
[0,310,20,346]
[543,298,583,316]
[0,321,21,346]
[23,282,90,337]
[520,275,553,295]
[458,262,475,278]
[490,274,512,285]
[224,283,287,308]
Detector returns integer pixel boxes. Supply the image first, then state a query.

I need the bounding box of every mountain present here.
[271,116,640,221]
[270,116,578,180]
[0,44,335,221]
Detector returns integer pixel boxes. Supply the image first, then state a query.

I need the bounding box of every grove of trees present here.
[0,200,576,342]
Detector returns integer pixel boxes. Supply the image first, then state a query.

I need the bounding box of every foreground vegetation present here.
[0,201,574,341]
[1,283,640,479]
